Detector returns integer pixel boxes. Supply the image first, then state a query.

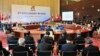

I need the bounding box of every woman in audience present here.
[0,41,10,56]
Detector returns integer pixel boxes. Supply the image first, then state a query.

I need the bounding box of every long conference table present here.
[13,26,91,41]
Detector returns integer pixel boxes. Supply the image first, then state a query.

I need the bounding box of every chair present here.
[37,51,52,56]
[62,51,77,56]
[8,40,18,50]
[86,51,100,56]
[12,51,28,56]
[25,41,36,52]
[58,44,63,50]
[75,40,85,51]
[25,44,35,52]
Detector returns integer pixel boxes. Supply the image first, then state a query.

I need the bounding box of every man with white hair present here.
[12,38,33,56]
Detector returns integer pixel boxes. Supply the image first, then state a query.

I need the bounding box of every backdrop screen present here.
[11,4,50,23]
[62,11,74,21]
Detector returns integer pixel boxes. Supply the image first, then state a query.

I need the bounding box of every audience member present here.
[82,40,100,56]
[12,38,33,56]
[41,36,54,44]
[38,35,53,51]
[61,40,77,52]
[24,31,36,52]
[0,41,10,56]
[46,26,53,31]
[74,31,85,51]
[24,31,35,43]
[58,31,68,45]
[7,31,18,41]
[58,31,68,50]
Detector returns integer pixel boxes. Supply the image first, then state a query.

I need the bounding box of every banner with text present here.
[11,4,50,23]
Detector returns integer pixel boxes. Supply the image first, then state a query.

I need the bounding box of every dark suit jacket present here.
[0,48,10,56]
[38,42,53,51]
[74,36,85,44]
[58,36,67,50]
[58,36,67,44]
[7,36,18,41]
[13,46,33,56]
[7,35,18,44]
[61,43,77,52]
[40,36,54,44]
[82,45,100,56]
[46,27,53,31]
[25,36,35,43]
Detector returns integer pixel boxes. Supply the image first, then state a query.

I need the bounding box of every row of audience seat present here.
[0,50,99,56]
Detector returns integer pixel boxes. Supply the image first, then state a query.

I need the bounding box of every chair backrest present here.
[62,51,77,56]
[58,44,63,50]
[25,40,34,44]
[8,40,18,50]
[25,44,35,52]
[12,51,28,56]
[37,51,52,56]
[87,51,100,56]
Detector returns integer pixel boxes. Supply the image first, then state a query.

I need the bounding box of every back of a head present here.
[87,40,93,45]
[18,38,25,46]
[46,31,50,36]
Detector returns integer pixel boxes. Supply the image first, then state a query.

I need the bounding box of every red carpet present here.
[0,31,8,50]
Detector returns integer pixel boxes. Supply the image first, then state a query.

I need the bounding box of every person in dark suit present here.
[24,31,35,52]
[61,40,77,52]
[74,31,85,51]
[7,31,18,50]
[38,36,53,51]
[82,40,100,56]
[46,26,53,31]
[0,41,10,56]
[41,36,54,45]
[7,31,18,42]
[58,31,68,44]
[58,31,68,50]
[24,31,35,43]
[40,31,54,44]
[12,38,33,56]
